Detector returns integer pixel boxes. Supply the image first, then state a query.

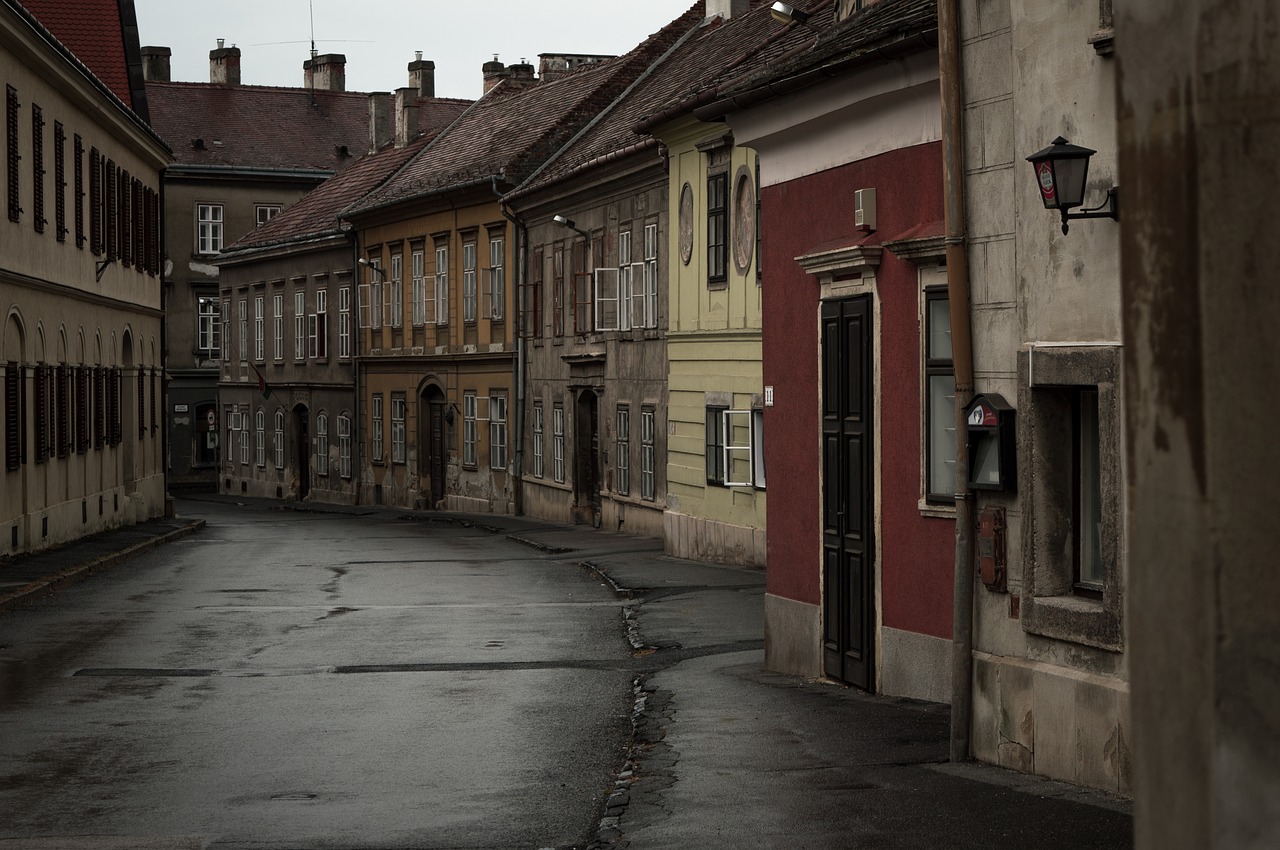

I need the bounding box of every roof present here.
[17,0,147,117]
[146,81,470,173]
[511,0,824,201]
[694,0,938,120]
[346,8,699,218]
[219,134,438,258]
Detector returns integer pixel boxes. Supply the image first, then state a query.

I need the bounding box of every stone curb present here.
[0,519,207,615]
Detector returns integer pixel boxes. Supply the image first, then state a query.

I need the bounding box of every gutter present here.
[939,0,977,764]
[165,164,337,181]
[495,177,527,516]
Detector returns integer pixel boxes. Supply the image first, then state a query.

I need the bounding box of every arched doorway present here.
[293,404,310,500]
[574,388,600,526]
[419,383,448,508]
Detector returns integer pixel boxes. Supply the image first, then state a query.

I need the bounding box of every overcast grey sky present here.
[133,0,699,100]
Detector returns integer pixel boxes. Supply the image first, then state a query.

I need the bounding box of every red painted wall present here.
[763,141,954,640]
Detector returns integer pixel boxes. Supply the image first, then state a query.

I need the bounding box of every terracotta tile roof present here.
[346,7,699,217]
[145,82,470,173]
[696,0,938,118]
[221,134,438,256]
[512,0,825,200]
[18,0,135,108]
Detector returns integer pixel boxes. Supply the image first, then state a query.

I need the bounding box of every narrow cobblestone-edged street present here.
[0,499,1133,849]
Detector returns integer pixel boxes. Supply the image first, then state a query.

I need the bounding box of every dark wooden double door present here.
[822,296,875,690]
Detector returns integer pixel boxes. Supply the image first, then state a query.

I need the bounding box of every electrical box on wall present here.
[965,393,1016,491]
[854,188,876,232]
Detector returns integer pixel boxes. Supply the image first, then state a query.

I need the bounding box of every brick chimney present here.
[507,59,536,87]
[706,0,750,19]
[482,56,507,94]
[395,88,419,148]
[408,52,435,99]
[538,53,611,84]
[304,53,347,92]
[368,92,393,153]
[141,46,171,82]
[209,39,240,86]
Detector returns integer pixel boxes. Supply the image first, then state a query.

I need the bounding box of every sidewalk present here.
[0,495,1133,848]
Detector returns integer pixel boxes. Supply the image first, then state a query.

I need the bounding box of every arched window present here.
[255,408,265,467]
[274,410,285,470]
[316,413,329,476]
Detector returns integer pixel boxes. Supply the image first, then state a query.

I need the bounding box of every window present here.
[6,86,19,223]
[574,239,594,334]
[31,104,44,234]
[316,413,328,476]
[390,252,404,328]
[553,244,565,337]
[253,295,264,361]
[89,147,101,254]
[371,394,384,462]
[463,392,477,467]
[197,203,223,254]
[705,406,726,485]
[53,121,65,241]
[338,414,352,479]
[105,161,118,261]
[1019,345,1124,650]
[309,289,327,359]
[256,204,281,226]
[707,172,728,285]
[238,299,247,361]
[596,228,632,332]
[274,410,285,469]
[338,287,351,358]
[925,286,955,503]
[294,291,306,360]
[553,403,565,483]
[488,236,505,321]
[221,298,230,361]
[197,297,220,358]
[522,247,543,339]
[434,243,449,326]
[4,362,22,470]
[411,247,426,327]
[532,400,544,478]
[642,224,659,328]
[273,293,284,360]
[641,406,656,501]
[225,405,235,469]
[463,240,477,322]
[615,405,630,495]
[239,406,249,466]
[73,134,84,248]
[368,258,383,330]
[391,394,406,464]
[255,408,265,467]
[489,393,507,470]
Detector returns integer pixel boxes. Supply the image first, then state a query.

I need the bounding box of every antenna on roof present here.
[309,0,317,60]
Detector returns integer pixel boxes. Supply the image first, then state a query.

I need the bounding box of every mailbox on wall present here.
[965,393,1016,491]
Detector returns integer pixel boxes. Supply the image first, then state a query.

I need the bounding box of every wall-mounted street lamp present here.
[552,214,591,239]
[357,256,385,279]
[770,2,811,25]
[1026,136,1119,235]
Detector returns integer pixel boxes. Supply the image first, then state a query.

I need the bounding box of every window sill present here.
[918,498,957,519]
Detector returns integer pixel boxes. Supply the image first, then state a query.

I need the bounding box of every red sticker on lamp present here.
[968,402,998,427]
[1036,161,1056,201]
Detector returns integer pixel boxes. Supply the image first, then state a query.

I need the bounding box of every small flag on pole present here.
[249,362,272,399]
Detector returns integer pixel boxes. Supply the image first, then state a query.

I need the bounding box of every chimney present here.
[304,53,347,92]
[368,92,393,153]
[141,46,171,82]
[408,52,435,99]
[508,59,536,86]
[395,88,419,148]
[209,39,241,86]
[538,53,612,84]
[482,56,507,94]
[706,0,750,19]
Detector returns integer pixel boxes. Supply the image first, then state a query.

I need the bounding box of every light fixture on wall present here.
[1026,137,1118,235]
[552,214,591,239]
[770,2,811,24]
[357,257,385,279]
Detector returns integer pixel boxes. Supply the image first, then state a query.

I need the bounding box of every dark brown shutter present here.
[7,85,21,223]
[137,368,145,437]
[53,121,66,241]
[74,135,85,248]
[76,366,89,454]
[34,365,47,463]
[94,367,104,449]
[31,104,44,233]
[56,364,68,457]
[105,159,117,262]
[5,363,21,470]
[119,168,131,267]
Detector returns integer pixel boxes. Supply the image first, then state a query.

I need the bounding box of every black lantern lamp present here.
[1026,136,1118,235]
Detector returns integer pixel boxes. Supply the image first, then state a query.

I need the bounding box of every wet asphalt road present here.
[0,501,634,849]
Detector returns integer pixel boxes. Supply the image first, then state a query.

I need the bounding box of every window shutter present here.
[137,368,145,437]
[89,147,101,255]
[33,365,47,463]
[5,363,21,470]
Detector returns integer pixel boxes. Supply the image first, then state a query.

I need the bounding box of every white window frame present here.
[463,241,477,323]
[239,408,249,466]
[197,296,220,358]
[463,392,477,467]
[641,406,655,501]
[238,299,247,362]
[294,291,306,361]
[255,204,281,227]
[272,293,283,361]
[274,409,285,470]
[615,405,630,495]
[722,409,761,488]
[316,413,329,476]
[255,408,265,467]
[412,248,426,327]
[253,295,264,362]
[339,286,351,359]
[617,229,634,332]
[923,276,956,505]
[338,413,352,479]
[371,394,384,462]
[390,252,404,328]
[532,401,544,478]
[489,393,507,470]
[553,404,565,483]
[221,298,230,362]
[369,259,383,330]
[643,223,659,329]
[391,395,406,464]
[594,267,621,331]
[488,237,505,321]
[196,203,223,254]
[309,288,328,359]
[434,244,450,326]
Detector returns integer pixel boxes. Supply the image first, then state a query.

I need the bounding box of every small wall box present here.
[965,393,1016,491]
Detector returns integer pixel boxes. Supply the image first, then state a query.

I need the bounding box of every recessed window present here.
[463,392,477,467]
[197,203,223,254]
[391,394,406,464]
[707,171,728,286]
[463,240,477,323]
[615,405,630,495]
[489,393,508,470]
[256,204,281,227]
[641,406,656,501]
[532,400,544,478]
[925,285,956,503]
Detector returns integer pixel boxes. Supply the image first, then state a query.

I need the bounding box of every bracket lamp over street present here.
[1026,136,1119,235]
[357,257,385,279]
[552,214,591,239]
[770,2,811,25]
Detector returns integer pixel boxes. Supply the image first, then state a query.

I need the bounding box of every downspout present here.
[351,232,363,506]
[940,0,976,764]
[495,175,526,515]
[159,175,171,516]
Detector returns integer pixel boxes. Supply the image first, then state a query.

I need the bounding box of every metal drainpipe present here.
[495,178,526,516]
[351,234,363,506]
[940,0,977,764]
[158,176,171,515]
